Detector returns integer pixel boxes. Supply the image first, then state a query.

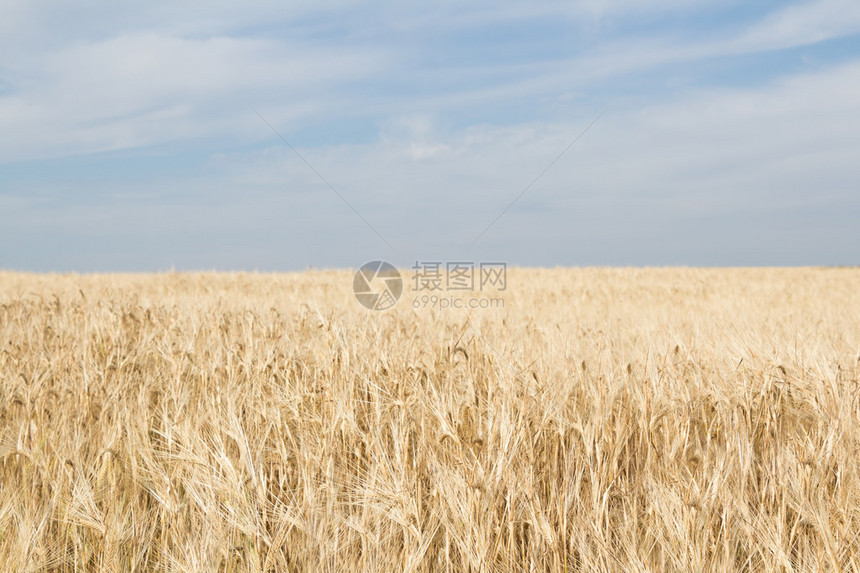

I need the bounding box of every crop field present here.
[2,268,860,571]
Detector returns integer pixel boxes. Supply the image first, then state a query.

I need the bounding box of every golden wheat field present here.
[2,267,860,571]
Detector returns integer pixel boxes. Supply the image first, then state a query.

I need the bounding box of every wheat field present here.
[1,268,860,571]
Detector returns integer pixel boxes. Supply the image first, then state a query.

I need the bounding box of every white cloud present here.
[195,59,860,256]
[732,0,860,52]
[0,31,387,161]
[3,0,860,165]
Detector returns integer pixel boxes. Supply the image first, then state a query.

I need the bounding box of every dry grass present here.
[2,267,860,571]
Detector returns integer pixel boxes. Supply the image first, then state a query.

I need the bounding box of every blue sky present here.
[1,0,859,271]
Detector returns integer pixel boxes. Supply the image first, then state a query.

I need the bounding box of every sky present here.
[1,0,859,271]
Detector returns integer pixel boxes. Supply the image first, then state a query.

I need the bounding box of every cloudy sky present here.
[1,0,859,271]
